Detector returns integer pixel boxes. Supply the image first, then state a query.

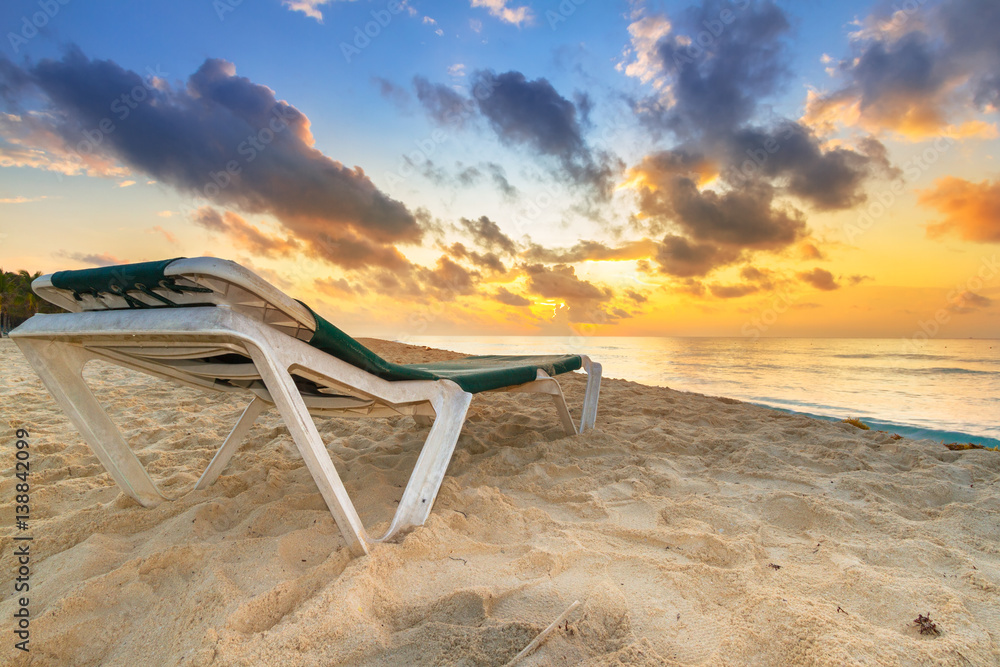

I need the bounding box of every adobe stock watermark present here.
[340,0,411,64]
[6,0,72,55]
[729,123,808,187]
[874,0,930,34]
[74,65,169,158]
[546,0,588,30]
[902,254,999,352]
[843,136,955,244]
[197,104,298,200]
[213,0,243,21]
[669,0,751,69]
[741,288,800,339]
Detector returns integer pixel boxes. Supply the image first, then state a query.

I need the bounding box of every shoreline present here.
[750,404,1000,451]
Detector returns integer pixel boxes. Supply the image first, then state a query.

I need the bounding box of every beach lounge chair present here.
[10,257,601,556]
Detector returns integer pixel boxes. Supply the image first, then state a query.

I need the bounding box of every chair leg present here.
[194,397,267,490]
[580,357,602,432]
[375,382,472,543]
[14,339,165,507]
[246,344,370,557]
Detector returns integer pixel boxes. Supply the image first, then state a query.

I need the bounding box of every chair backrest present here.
[33,257,435,383]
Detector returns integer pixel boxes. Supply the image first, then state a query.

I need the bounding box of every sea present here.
[407,336,1000,449]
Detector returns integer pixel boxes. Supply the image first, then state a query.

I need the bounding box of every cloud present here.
[709,283,759,299]
[470,69,617,197]
[459,215,518,255]
[148,225,177,244]
[624,288,648,303]
[413,70,617,198]
[372,76,412,110]
[0,50,421,269]
[617,2,894,280]
[281,0,353,22]
[0,195,48,203]
[949,290,993,314]
[920,177,1000,243]
[524,263,609,302]
[413,76,474,127]
[191,206,300,258]
[654,234,740,277]
[624,0,792,138]
[420,256,479,297]
[412,160,519,200]
[493,286,531,306]
[723,126,898,211]
[56,251,125,266]
[446,242,507,273]
[523,239,657,264]
[802,0,1000,140]
[797,267,840,291]
[470,0,532,26]
[117,179,135,187]
[798,242,826,261]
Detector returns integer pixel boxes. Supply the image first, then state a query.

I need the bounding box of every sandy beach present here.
[1,336,998,666]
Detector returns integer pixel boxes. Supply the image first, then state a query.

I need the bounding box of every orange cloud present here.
[802,88,997,141]
[919,177,1000,243]
[191,207,301,258]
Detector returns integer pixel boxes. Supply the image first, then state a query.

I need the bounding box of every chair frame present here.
[11,306,601,556]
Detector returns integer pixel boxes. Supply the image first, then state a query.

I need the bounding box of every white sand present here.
[1,336,998,665]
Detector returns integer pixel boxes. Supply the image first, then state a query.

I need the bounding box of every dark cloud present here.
[409,160,519,200]
[493,286,531,306]
[797,268,840,291]
[446,242,507,273]
[482,161,519,200]
[645,0,792,138]
[524,263,610,302]
[372,76,412,110]
[523,239,657,264]
[709,283,759,299]
[624,288,648,303]
[459,215,518,255]
[739,265,773,289]
[420,256,479,297]
[413,76,474,127]
[725,124,898,211]
[949,291,993,314]
[470,69,617,197]
[412,68,617,198]
[655,234,740,277]
[1,49,421,269]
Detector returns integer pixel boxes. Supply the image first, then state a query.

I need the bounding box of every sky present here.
[0,0,998,339]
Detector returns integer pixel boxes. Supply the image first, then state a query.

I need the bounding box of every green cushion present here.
[51,258,184,295]
[305,304,582,393]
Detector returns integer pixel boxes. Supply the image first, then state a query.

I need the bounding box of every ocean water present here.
[407,336,1000,449]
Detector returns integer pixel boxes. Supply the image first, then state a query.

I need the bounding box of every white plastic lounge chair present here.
[10,257,601,556]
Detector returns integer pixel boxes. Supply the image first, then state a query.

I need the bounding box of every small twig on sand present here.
[506,600,581,666]
[448,556,467,565]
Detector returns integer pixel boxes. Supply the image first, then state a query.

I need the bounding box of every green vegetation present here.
[0,269,60,335]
